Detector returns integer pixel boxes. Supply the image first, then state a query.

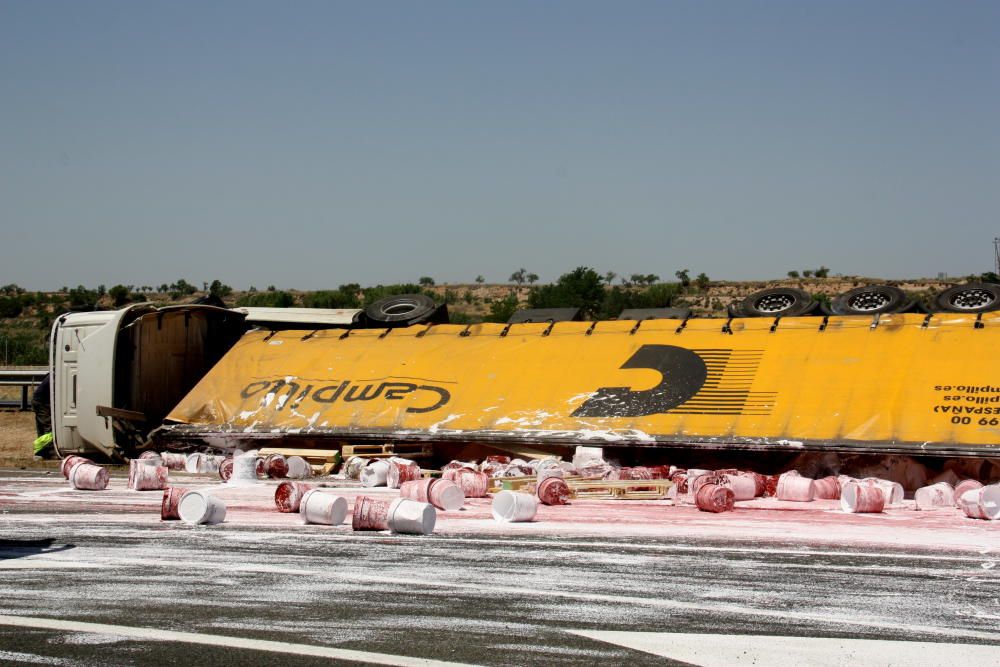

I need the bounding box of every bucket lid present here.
[433,481,465,511]
[178,491,209,524]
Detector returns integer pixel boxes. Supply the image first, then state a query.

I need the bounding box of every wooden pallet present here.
[257,447,342,476]
[489,475,587,493]
[340,442,433,460]
[568,479,672,500]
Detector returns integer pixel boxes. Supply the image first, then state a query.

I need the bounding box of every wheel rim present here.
[949,288,996,311]
[754,294,795,313]
[381,301,420,316]
[847,291,891,312]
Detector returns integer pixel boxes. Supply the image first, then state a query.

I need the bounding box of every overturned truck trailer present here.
[50,287,1000,463]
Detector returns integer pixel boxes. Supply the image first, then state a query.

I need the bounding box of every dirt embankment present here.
[0,410,40,466]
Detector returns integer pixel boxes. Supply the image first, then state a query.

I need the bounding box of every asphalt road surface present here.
[2,470,999,666]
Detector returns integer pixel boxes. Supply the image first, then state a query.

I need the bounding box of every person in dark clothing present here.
[32,373,51,436]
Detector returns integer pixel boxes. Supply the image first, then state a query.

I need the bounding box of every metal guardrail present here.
[0,366,48,410]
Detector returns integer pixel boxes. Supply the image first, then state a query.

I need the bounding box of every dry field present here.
[0,410,39,465]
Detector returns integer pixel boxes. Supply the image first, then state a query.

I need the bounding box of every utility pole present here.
[994,237,1000,276]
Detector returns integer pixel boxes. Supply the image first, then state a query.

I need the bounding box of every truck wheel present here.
[934,284,1000,313]
[740,288,817,317]
[829,285,912,315]
[364,294,441,326]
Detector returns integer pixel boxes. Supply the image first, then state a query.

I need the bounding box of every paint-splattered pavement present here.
[1,469,999,666]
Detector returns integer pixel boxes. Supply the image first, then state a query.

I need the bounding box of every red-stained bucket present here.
[160,452,188,471]
[914,482,955,510]
[954,479,984,507]
[138,451,162,465]
[400,478,437,503]
[274,480,315,513]
[128,459,168,491]
[264,454,289,479]
[958,484,1000,520]
[695,483,735,513]
[69,462,109,490]
[218,457,234,482]
[449,469,489,498]
[161,486,188,520]
[536,477,571,506]
[813,476,841,500]
[352,495,391,531]
[386,459,421,489]
[776,473,815,502]
[840,481,885,513]
[60,455,92,479]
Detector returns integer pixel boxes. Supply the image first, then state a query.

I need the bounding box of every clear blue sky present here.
[2,1,998,290]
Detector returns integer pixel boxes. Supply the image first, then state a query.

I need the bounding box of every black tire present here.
[829,285,912,315]
[740,288,817,317]
[364,294,440,326]
[934,283,1000,313]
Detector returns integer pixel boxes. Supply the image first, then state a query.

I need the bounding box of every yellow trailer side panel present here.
[163,314,1000,455]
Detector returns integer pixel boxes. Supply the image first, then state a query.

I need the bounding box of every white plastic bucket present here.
[862,477,904,506]
[720,474,757,501]
[840,481,885,513]
[914,482,955,510]
[69,462,109,491]
[776,473,815,502]
[286,456,313,479]
[185,453,222,474]
[387,498,436,535]
[360,459,390,487]
[491,491,538,523]
[299,490,348,525]
[178,490,227,525]
[958,484,1000,520]
[229,454,259,485]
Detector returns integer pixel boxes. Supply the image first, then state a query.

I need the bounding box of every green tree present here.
[528,266,605,317]
[604,271,617,286]
[485,293,520,323]
[475,275,485,284]
[674,269,691,287]
[526,273,539,285]
[787,270,800,278]
[236,290,296,308]
[803,270,813,278]
[814,266,830,278]
[209,279,233,298]
[108,284,131,307]
[419,276,435,287]
[695,272,710,291]
[509,268,528,285]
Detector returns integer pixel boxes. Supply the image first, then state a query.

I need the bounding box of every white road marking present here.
[569,630,1000,666]
[7,552,1000,643]
[0,615,477,667]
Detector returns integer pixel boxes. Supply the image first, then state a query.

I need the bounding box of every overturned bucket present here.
[448,469,489,498]
[178,490,227,525]
[300,490,348,525]
[343,456,370,480]
[388,498,436,535]
[536,477,571,506]
[718,474,756,501]
[352,496,391,531]
[128,459,168,491]
[491,491,537,523]
[862,478,904,506]
[840,481,885,514]
[185,453,223,474]
[218,458,234,482]
[274,480,315,513]
[285,456,313,479]
[954,479,984,507]
[776,473,815,502]
[229,455,259,485]
[958,484,1000,520]
[60,455,92,479]
[360,460,390,488]
[264,454,289,479]
[386,458,421,489]
[813,476,841,500]
[695,483,735,513]
[161,486,188,521]
[159,452,188,471]
[138,451,162,465]
[914,482,955,510]
[69,463,109,490]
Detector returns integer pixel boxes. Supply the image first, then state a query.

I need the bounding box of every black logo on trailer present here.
[240,378,451,414]
[571,345,773,418]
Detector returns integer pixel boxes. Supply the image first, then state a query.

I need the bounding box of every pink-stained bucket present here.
[914,482,955,510]
[138,451,162,465]
[958,484,1000,520]
[218,458,234,482]
[128,459,168,491]
[479,461,506,478]
[718,474,756,501]
[813,476,841,500]
[428,479,465,511]
[161,486,188,520]
[695,483,735,513]
[274,480,315,513]
[264,454,289,479]
[299,490,348,525]
[840,481,885,513]
[69,463,109,490]
[448,469,489,498]
[60,455,92,479]
[160,452,188,471]
[400,478,436,502]
[536,477,571,506]
[862,478,904,506]
[776,473,815,502]
[386,459,421,489]
[352,496,391,531]
[954,479,984,507]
